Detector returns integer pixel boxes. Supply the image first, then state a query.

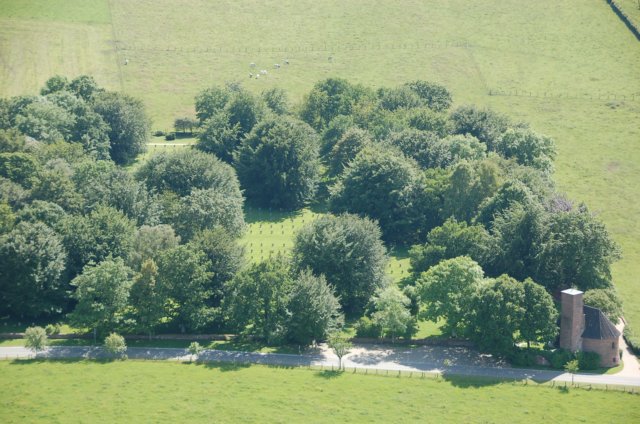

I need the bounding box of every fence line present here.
[488,88,639,102]
[114,40,471,55]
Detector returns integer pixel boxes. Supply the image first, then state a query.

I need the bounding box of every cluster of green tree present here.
[0,75,149,164]
[0,76,622,356]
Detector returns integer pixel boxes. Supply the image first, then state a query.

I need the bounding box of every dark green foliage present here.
[196,111,242,162]
[93,92,149,164]
[188,228,245,299]
[0,152,41,188]
[174,117,198,134]
[174,187,245,240]
[496,128,556,173]
[320,115,355,156]
[409,218,491,276]
[286,270,344,345]
[129,259,164,336]
[329,145,430,243]
[68,257,133,335]
[300,78,374,131]
[623,325,640,355]
[377,86,423,111]
[136,149,243,198]
[0,201,15,234]
[467,275,525,353]
[440,134,487,164]
[404,80,453,112]
[40,76,69,96]
[61,205,136,278]
[0,128,26,153]
[576,351,601,371]
[584,288,623,322]
[354,316,383,338]
[224,257,293,343]
[225,89,266,135]
[476,179,536,225]
[68,75,102,102]
[443,158,502,222]
[486,202,544,281]
[407,108,450,138]
[450,105,510,150]
[519,278,558,348]
[384,129,449,169]
[15,99,74,143]
[328,127,372,176]
[534,207,620,291]
[262,87,290,115]
[156,245,214,332]
[549,349,574,369]
[417,256,484,337]
[292,214,388,316]
[127,224,180,271]
[195,86,230,123]
[17,200,67,229]
[0,221,68,318]
[31,159,83,212]
[235,116,320,210]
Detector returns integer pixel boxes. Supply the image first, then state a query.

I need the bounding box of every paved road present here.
[2,345,639,388]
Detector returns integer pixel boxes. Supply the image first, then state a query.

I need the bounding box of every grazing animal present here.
[274,63,280,69]
[124,58,129,65]
[250,62,256,68]
[284,59,289,65]
[260,69,268,75]
[249,73,253,78]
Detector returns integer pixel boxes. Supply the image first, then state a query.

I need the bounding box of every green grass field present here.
[1,0,640,331]
[0,360,637,423]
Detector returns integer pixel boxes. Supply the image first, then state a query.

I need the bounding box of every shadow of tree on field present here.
[314,370,344,379]
[441,374,504,388]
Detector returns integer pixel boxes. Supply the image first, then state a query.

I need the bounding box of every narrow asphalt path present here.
[2,345,639,388]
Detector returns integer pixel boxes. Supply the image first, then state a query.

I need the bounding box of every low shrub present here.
[549,349,573,369]
[576,351,601,370]
[165,133,176,141]
[624,324,640,355]
[507,349,537,367]
[45,323,61,335]
[153,130,165,137]
[354,316,382,338]
[104,333,127,359]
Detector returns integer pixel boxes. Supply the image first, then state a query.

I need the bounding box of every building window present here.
[612,342,615,349]
[613,357,617,363]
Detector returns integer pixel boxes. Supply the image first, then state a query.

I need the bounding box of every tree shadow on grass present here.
[442,373,505,388]
[198,360,252,372]
[314,370,344,379]
[8,357,111,366]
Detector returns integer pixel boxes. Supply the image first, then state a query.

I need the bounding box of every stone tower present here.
[559,289,584,352]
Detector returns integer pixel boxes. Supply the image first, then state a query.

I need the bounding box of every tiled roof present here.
[582,305,620,340]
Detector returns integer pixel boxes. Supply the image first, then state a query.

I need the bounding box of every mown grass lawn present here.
[0,360,637,423]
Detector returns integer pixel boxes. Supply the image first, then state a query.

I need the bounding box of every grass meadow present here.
[0,360,637,423]
[1,0,640,330]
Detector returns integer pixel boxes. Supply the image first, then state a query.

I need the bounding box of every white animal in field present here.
[260,69,268,75]
[250,62,256,68]
[274,63,280,69]
[283,59,289,65]
[124,58,129,65]
[256,74,260,79]
[249,73,253,78]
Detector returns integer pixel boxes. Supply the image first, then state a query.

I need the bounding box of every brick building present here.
[559,288,620,367]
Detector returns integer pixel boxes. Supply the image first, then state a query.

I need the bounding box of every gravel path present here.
[2,344,639,388]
